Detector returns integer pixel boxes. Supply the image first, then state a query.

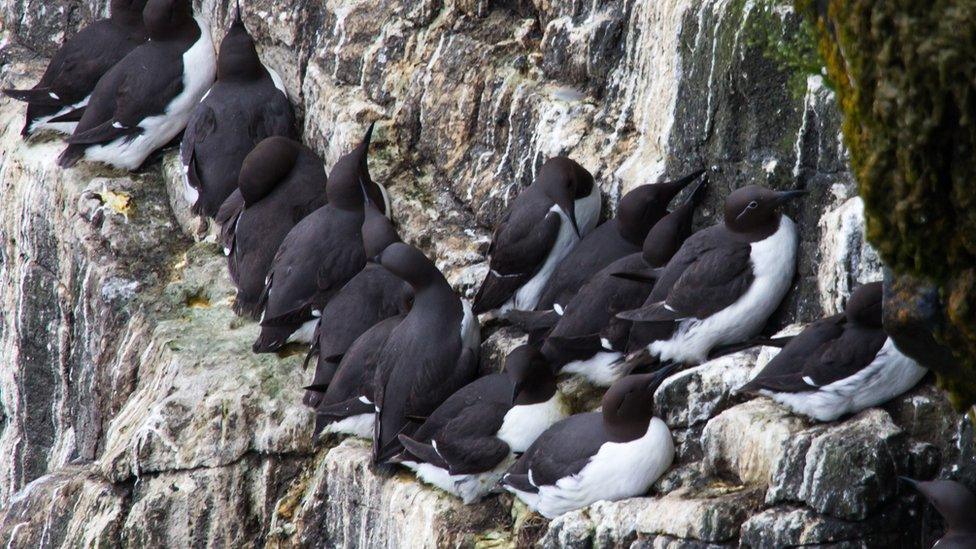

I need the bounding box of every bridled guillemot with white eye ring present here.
[616,185,806,370]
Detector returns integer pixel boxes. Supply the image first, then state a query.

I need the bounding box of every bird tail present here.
[58,144,85,168]
[472,270,520,314]
[252,324,295,353]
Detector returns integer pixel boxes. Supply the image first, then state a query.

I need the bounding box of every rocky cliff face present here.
[0,0,972,547]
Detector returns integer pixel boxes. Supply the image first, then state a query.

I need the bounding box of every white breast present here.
[505,206,580,312]
[762,338,927,422]
[496,393,569,453]
[574,184,602,237]
[459,299,481,352]
[85,17,216,171]
[527,417,674,519]
[651,215,799,364]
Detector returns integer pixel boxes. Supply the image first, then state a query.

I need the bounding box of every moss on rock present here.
[797,0,976,409]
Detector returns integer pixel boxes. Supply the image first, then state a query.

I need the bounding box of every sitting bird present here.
[179,3,296,217]
[501,366,677,519]
[473,157,600,314]
[3,0,148,137]
[58,0,216,171]
[738,282,927,422]
[393,345,568,504]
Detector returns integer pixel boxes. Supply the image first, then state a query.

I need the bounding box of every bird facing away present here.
[501,366,677,518]
[903,478,976,549]
[738,282,927,422]
[618,185,806,368]
[533,169,706,314]
[473,157,599,315]
[180,5,296,217]
[372,242,480,463]
[218,136,328,319]
[3,0,149,137]
[252,125,389,352]
[393,345,568,504]
[58,0,216,171]
[302,204,411,408]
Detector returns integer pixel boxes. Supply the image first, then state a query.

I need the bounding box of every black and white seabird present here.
[372,242,480,463]
[302,204,411,408]
[738,282,927,422]
[473,157,600,314]
[617,185,805,367]
[393,345,568,503]
[532,170,705,315]
[218,136,328,318]
[252,126,390,352]
[312,313,405,439]
[3,0,148,137]
[58,0,216,170]
[903,478,976,548]
[500,367,677,518]
[537,185,705,386]
[179,4,296,217]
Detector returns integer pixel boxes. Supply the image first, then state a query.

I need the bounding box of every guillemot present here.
[217,136,328,318]
[500,366,677,518]
[3,0,148,136]
[473,157,600,314]
[58,0,216,171]
[393,345,568,504]
[372,243,480,463]
[252,126,389,352]
[537,184,706,386]
[738,282,927,422]
[179,3,296,217]
[902,478,976,548]
[302,204,411,407]
[312,314,405,439]
[617,185,805,368]
[533,169,705,314]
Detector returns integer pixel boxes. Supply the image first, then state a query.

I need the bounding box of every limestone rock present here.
[702,399,809,486]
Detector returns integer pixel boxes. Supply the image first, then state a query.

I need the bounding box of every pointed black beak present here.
[555,196,581,238]
[511,380,524,403]
[775,189,808,204]
[234,0,243,24]
[662,168,706,202]
[647,362,680,393]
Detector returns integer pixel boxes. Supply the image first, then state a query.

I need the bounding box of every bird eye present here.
[747,201,758,209]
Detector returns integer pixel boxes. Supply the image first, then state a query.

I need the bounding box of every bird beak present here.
[775,189,808,204]
[647,362,680,393]
[557,197,581,238]
[512,381,524,403]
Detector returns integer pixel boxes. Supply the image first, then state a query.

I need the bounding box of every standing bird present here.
[539,184,705,386]
[252,126,389,352]
[218,137,328,318]
[312,314,405,439]
[372,243,480,463]
[738,282,927,422]
[3,0,148,137]
[179,5,296,217]
[501,366,677,519]
[393,345,568,504]
[302,204,411,407]
[617,185,805,368]
[533,169,705,314]
[58,0,216,171]
[473,157,600,314]
[902,478,976,548]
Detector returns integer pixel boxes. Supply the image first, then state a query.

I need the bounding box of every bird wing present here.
[473,208,561,312]
[506,413,608,489]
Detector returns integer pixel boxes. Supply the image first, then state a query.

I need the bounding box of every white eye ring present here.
[747,201,759,209]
